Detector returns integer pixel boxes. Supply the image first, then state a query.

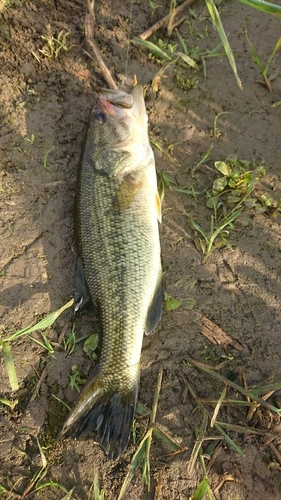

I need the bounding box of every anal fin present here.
[145,276,164,335]
[74,257,91,314]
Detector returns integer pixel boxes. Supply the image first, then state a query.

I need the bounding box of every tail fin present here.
[59,376,138,460]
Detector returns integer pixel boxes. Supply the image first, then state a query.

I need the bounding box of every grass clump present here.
[187,155,270,262]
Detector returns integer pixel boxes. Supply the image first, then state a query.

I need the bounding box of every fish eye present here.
[92,111,107,125]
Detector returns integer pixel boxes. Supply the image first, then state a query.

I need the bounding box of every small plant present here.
[206,155,267,212]
[187,208,243,263]
[182,357,281,497]
[134,36,199,69]
[149,0,161,16]
[118,366,183,499]
[43,145,55,171]
[187,155,268,262]
[89,472,105,500]
[245,30,281,92]
[39,24,74,59]
[24,133,35,144]
[0,298,74,391]
[211,111,231,139]
[0,439,75,498]
[157,170,197,201]
[70,365,85,392]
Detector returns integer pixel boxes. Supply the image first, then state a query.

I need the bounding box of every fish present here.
[59,84,163,460]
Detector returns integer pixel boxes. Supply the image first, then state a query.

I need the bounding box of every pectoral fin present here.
[145,276,164,335]
[155,190,161,222]
[74,257,91,314]
[113,174,142,213]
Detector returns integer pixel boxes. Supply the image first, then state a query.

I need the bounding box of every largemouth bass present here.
[60,84,163,460]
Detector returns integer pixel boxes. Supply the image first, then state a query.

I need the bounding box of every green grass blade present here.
[191,144,213,174]
[214,421,245,456]
[245,30,264,72]
[191,478,210,500]
[208,208,243,249]
[236,0,281,17]
[174,51,199,69]
[188,411,208,474]
[136,401,152,417]
[205,0,243,89]
[117,430,152,500]
[189,358,281,417]
[2,298,74,343]
[210,386,227,427]
[134,37,171,60]
[215,421,281,440]
[3,342,19,391]
[187,216,209,243]
[152,426,181,451]
[264,36,281,74]
[0,397,18,408]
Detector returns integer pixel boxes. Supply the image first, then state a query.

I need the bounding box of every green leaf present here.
[174,51,199,69]
[83,334,99,359]
[152,426,181,451]
[214,161,230,176]
[118,430,152,500]
[236,0,281,17]
[2,298,74,343]
[245,30,264,72]
[181,298,197,310]
[191,478,209,500]
[231,163,244,180]
[134,37,171,60]
[214,421,245,456]
[2,343,19,391]
[212,176,228,195]
[206,195,220,210]
[164,293,181,311]
[265,36,281,74]
[205,0,243,89]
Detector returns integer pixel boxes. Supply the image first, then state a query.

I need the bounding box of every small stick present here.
[268,442,281,466]
[246,390,275,422]
[30,365,48,402]
[150,364,163,426]
[213,474,236,495]
[206,445,222,473]
[139,0,196,40]
[85,0,118,90]
[176,368,189,404]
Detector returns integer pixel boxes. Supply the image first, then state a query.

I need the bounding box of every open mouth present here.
[98,88,133,109]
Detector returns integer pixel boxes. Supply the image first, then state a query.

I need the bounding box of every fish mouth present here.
[98,88,134,109]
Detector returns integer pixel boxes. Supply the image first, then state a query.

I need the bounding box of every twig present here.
[268,442,281,466]
[213,473,236,495]
[139,0,196,40]
[176,368,189,404]
[206,444,222,473]
[151,364,163,426]
[85,0,118,90]
[30,364,49,402]
[246,390,275,422]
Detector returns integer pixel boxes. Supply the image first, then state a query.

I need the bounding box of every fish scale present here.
[60,84,163,459]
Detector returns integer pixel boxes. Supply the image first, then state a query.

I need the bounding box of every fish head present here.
[89,85,153,178]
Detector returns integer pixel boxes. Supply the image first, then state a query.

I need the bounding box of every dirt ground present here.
[1,0,281,498]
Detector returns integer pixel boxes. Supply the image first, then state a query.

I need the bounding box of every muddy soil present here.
[1,1,281,499]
